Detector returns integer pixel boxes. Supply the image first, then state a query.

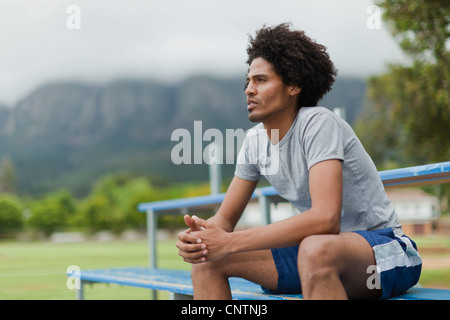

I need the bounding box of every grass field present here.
[0,239,186,300]
[0,236,449,300]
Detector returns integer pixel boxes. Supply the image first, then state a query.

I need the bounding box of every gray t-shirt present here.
[235,106,401,233]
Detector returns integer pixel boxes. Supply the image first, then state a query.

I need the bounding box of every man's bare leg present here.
[191,249,278,300]
[191,232,381,300]
[298,232,382,300]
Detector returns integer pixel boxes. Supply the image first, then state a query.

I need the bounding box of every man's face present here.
[245,57,297,123]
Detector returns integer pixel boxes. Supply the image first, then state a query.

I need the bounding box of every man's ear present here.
[289,86,301,96]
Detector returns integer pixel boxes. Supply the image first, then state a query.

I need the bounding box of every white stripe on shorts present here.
[373,235,422,274]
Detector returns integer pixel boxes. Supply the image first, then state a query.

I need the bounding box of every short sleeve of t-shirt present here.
[301,111,345,169]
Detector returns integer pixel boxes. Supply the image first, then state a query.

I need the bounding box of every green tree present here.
[379,0,449,63]
[79,193,113,233]
[355,0,450,210]
[116,178,160,229]
[78,173,158,233]
[76,173,213,233]
[356,0,449,165]
[0,156,16,194]
[0,194,23,234]
[27,190,77,236]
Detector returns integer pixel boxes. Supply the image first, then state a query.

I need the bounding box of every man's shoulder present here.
[298,106,334,119]
[298,106,345,130]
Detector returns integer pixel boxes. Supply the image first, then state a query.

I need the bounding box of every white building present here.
[387,188,440,235]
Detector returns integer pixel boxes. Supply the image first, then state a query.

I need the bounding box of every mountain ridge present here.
[0,75,366,196]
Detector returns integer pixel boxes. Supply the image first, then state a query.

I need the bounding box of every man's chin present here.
[248,112,265,123]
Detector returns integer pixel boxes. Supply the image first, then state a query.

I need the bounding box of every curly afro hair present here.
[246,23,338,108]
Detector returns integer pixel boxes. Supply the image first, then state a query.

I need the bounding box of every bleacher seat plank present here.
[77,267,303,300]
[77,267,450,300]
[380,162,450,188]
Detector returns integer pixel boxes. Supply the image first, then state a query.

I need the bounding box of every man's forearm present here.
[206,176,258,233]
[189,206,339,263]
[227,207,340,254]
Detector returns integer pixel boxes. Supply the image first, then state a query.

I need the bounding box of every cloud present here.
[0,0,407,106]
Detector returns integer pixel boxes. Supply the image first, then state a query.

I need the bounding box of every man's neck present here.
[263,107,299,144]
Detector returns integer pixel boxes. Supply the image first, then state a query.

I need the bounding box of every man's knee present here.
[191,262,204,277]
[191,261,214,279]
[190,259,234,300]
[297,235,340,274]
[191,260,228,282]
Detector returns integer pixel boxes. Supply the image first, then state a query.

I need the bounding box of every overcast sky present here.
[0,0,408,106]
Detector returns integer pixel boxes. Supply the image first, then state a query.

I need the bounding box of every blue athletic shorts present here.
[262,227,422,299]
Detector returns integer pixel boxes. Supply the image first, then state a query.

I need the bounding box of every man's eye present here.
[258,77,265,82]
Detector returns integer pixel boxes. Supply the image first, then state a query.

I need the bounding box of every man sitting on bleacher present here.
[176,22,422,300]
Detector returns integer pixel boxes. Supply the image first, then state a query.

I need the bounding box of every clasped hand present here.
[176,215,231,264]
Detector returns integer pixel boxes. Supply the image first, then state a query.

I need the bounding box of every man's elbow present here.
[328,217,341,234]
[306,206,341,235]
[321,211,341,235]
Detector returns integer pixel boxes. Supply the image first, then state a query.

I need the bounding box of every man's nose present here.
[245,81,256,96]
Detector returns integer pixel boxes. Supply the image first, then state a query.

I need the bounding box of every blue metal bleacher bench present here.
[71,161,450,300]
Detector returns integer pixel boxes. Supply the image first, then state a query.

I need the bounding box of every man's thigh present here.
[334,232,381,298]
[299,232,381,299]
